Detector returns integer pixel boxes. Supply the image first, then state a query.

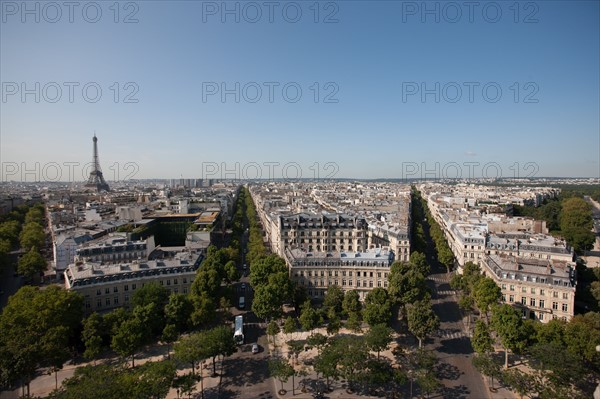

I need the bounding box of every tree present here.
[0,286,83,395]
[406,299,439,348]
[314,340,341,390]
[0,220,21,247]
[307,333,328,357]
[133,360,177,399]
[323,285,344,316]
[326,309,341,336]
[363,288,392,326]
[203,325,236,376]
[48,364,132,399]
[473,277,501,320]
[346,311,363,333]
[299,300,322,331]
[342,290,362,316]
[252,284,283,321]
[366,323,393,359]
[24,206,44,225]
[267,320,281,345]
[269,357,294,393]
[174,333,207,378]
[17,246,46,280]
[410,251,430,276]
[249,255,287,287]
[190,294,216,327]
[490,304,527,368]
[501,368,534,399]
[332,336,369,391]
[283,316,297,340]
[564,312,600,363]
[164,293,193,333]
[82,313,104,363]
[19,222,45,251]
[111,317,145,367]
[161,324,179,360]
[471,320,494,355]
[387,262,428,308]
[560,197,595,252]
[133,282,170,311]
[528,342,585,388]
[224,260,239,283]
[472,353,502,391]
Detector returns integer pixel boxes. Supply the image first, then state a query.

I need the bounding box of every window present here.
[125,294,129,302]
[183,287,188,294]
[539,313,544,321]
[369,281,373,287]
[530,298,536,307]
[377,281,382,287]
[105,298,111,306]
[552,302,558,310]
[342,279,346,286]
[174,279,178,285]
[183,278,187,284]
[349,280,353,286]
[531,288,535,295]
[553,291,558,298]
[113,286,118,293]
[562,293,568,300]
[124,285,128,291]
[521,297,527,305]
[521,287,527,293]
[166,280,171,286]
[96,289,101,296]
[97,299,102,308]
[105,288,110,294]
[114,297,119,305]
[501,284,506,290]
[509,295,514,303]
[562,303,568,312]
[132,283,137,290]
[539,300,544,308]
[540,289,545,296]
[502,294,506,301]
[510,285,515,291]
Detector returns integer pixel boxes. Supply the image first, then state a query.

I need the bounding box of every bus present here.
[234,315,244,345]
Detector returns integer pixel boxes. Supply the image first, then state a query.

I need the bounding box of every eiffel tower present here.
[85,134,110,192]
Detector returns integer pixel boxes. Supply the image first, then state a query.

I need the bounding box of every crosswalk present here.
[436,329,473,340]
[435,289,456,296]
[428,276,450,284]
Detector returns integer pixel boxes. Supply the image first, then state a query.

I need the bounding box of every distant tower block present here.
[85,134,110,192]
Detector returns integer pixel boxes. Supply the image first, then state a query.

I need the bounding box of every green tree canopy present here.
[342,289,362,316]
[363,287,392,326]
[0,286,83,392]
[366,323,393,359]
[490,304,528,368]
[17,246,46,280]
[406,299,440,348]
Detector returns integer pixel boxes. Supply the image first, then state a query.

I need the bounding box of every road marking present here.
[437,329,473,339]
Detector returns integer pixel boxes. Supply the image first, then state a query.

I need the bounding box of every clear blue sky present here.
[1,1,599,181]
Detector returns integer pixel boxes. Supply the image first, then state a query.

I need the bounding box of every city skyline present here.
[1,1,599,180]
